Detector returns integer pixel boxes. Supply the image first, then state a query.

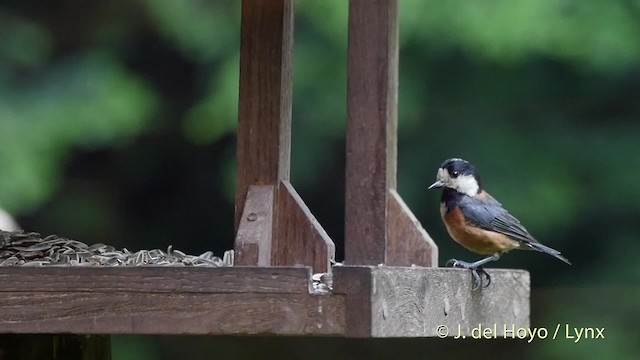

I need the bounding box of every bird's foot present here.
[446,258,491,291]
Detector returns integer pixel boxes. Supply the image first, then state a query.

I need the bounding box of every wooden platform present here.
[0,1,533,357]
[0,266,529,337]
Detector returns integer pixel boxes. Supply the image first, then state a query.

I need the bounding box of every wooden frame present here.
[0,266,528,337]
[0,0,530,357]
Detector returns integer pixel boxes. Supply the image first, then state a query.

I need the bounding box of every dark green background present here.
[1,1,638,359]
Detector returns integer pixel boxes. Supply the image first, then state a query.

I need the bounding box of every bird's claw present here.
[446,258,491,291]
[446,258,460,267]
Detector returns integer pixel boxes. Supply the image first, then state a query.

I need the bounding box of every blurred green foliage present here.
[1,0,639,359]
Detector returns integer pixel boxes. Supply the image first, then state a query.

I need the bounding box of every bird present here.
[428,158,570,290]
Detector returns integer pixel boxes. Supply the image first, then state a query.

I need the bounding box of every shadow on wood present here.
[273,181,335,273]
[0,335,110,360]
[386,190,438,267]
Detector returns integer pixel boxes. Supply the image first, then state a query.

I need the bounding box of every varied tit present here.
[428,158,570,290]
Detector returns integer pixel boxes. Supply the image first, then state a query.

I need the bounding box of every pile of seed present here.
[0,230,234,267]
[0,230,334,292]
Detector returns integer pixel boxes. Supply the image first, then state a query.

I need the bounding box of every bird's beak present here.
[428,180,444,190]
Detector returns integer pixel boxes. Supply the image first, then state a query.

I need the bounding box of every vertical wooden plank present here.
[234,0,334,272]
[345,0,398,264]
[332,266,373,337]
[236,0,293,230]
[274,181,335,273]
[0,335,111,360]
[345,0,437,266]
[234,185,274,266]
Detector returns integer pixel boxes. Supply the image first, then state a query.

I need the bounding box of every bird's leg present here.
[446,253,500,290]
[445,253,500,269]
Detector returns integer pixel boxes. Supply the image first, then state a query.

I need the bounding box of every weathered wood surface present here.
[0,266,529,337]
[330,266,373,337]
[345,0,397,264]
[386,190,438,267]
[0,293,343,335]
[334,266,530,337]
[345,0,436,266]
[274,181,335,273]
[234,183,335,273]
[234,0,334,273]
[236,0,294,229]
[235,185,275,266]
[0,267,313,294]
[0,267,344,335]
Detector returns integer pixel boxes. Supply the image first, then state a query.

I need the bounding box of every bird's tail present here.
[527,242,571,265]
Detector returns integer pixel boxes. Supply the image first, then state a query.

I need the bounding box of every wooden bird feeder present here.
[0,1,529,358]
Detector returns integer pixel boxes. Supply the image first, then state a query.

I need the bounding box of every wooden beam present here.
[0,293,343,335]
[345,0,396,265]
[369,267,530,337]
[0,267,314,294]
[345,0,436,266]
[234,0,334,272]
[236,0,293,229]
[0,267,344,336]
[334,266,530,337]
[0,266,529,337]
[331,266,372,337]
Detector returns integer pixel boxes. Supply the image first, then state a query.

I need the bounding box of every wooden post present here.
[345,0,437,266]
[235,0,293,227]
[234,0,334,272]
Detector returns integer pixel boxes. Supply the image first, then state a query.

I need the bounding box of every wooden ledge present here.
[0,267,343,336]
[0,266,529,337]
[333,266,530,337]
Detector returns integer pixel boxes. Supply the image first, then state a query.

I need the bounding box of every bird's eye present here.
[451,171,459,178]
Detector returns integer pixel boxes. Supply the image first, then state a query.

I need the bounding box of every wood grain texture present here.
[0,267,313,294]
[234,1,334,273]
[0,292,344,335]
[332,266,373,337]
[345,0,398,265]
[0,267,345,335]
[0,266,529,337]
[273,181,335,273]
[369,267,530,337]
[235,185,275,266]
[345,0,435,268]
[236,0,293,229]
[386,190,438,267]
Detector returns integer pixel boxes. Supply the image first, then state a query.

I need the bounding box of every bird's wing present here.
[457,193,539,245]
[458,192,571,264]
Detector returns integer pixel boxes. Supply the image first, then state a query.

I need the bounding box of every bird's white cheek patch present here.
[437,168,449,183]
[454,174,479,196]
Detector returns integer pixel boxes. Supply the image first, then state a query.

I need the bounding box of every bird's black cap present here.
[440,158,476,177]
